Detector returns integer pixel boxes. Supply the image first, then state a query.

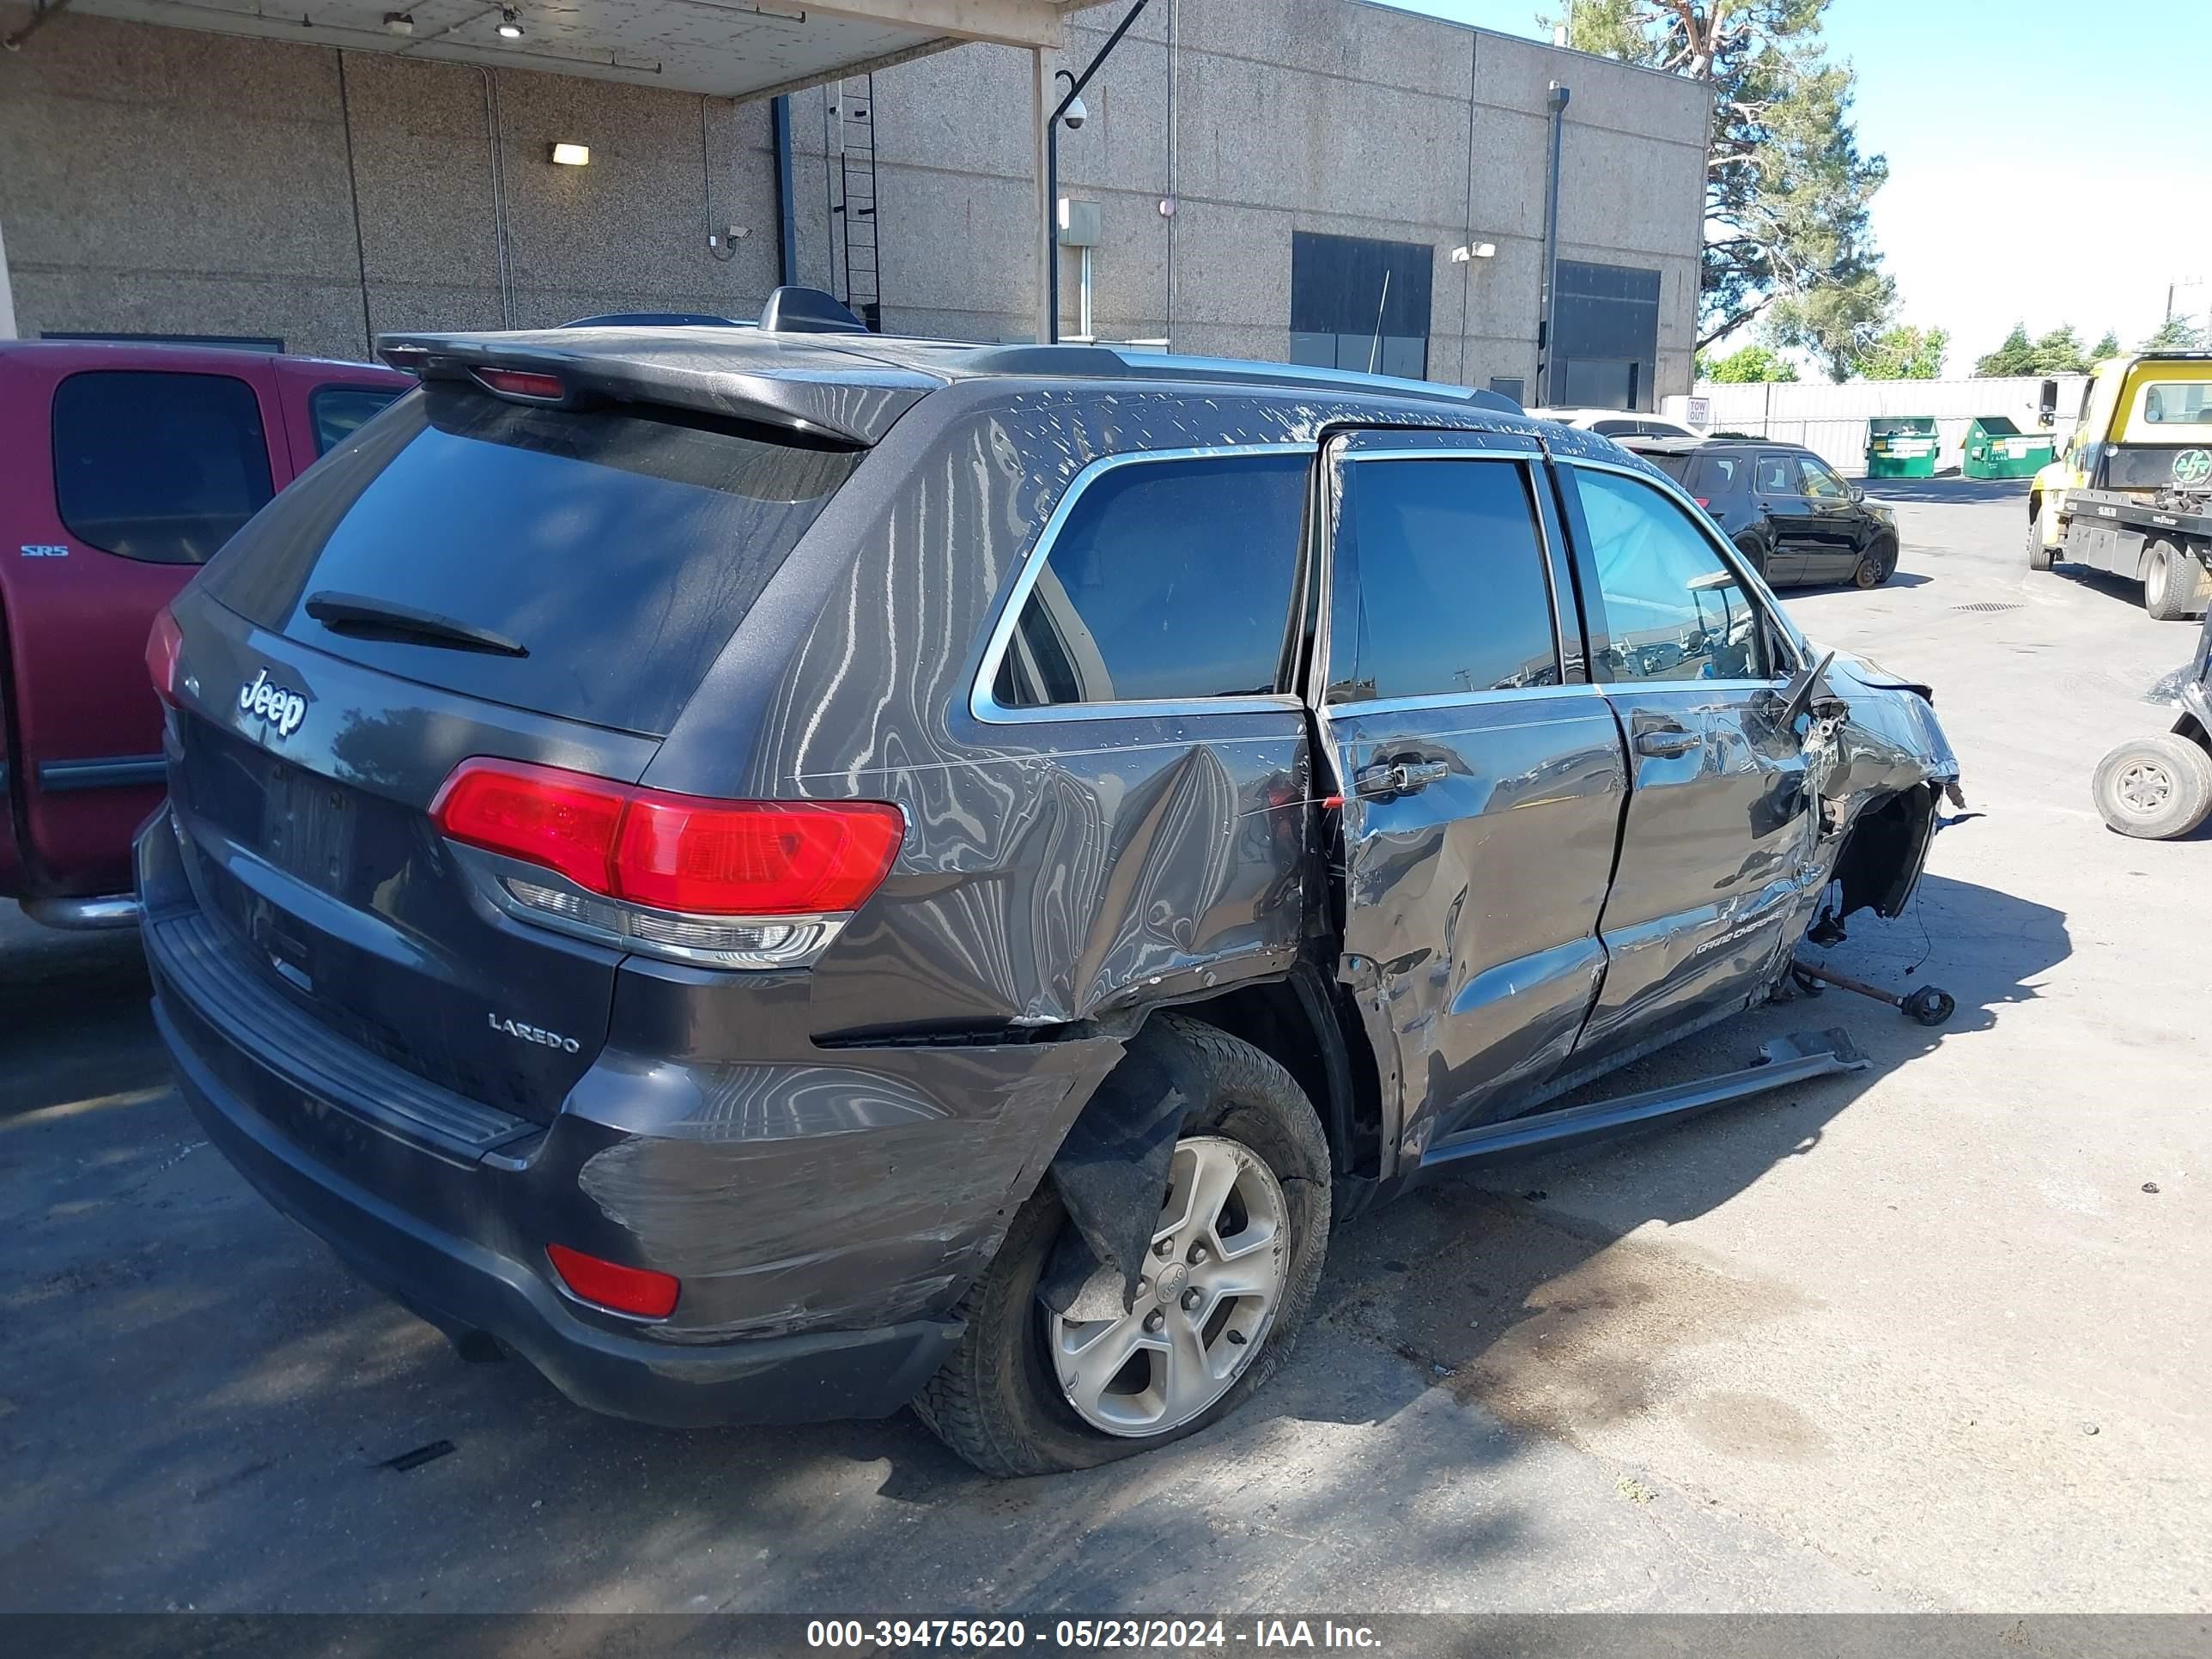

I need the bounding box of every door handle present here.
[1352,759,1449,799]
[1634,727,1699,758]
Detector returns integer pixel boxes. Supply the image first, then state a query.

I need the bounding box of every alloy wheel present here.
[1048,1136,1289,1437]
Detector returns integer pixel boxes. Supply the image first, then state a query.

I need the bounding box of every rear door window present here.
[989,453,1309,710]
[52,370,275,565]
[1689,453,1741,497]
[311,383,405,455]
[200,383,862,737]
[1572,467,1767,684]
[1327,458,1561,702]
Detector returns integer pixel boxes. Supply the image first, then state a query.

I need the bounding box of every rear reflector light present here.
[473,368,566,400]
[146,606,185,708]
[1693,497,1711,508]
[546,1243,679,1319]
[430,757,903,918]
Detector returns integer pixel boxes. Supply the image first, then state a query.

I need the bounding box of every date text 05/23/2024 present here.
[805,1620,1383,1650]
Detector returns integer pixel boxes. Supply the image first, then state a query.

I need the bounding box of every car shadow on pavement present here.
[1308,872,2065,1466]
[0,875,2067,1612]
[1860,477,2032,507]
[1788,571,1932,592]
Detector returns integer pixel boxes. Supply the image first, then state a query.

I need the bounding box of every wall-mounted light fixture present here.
[550,143,590,167]
[1450,243,1498,264]
[381,10,414,33]
[495,7,523,36]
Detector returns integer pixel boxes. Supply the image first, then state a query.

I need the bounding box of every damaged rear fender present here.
[1037,978,1364,1316]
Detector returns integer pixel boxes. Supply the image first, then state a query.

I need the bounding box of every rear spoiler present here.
[375,330,934,448]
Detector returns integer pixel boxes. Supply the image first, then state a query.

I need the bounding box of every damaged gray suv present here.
[140,295,1961,1476]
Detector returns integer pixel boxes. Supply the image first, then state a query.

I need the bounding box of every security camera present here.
[1062,94,1088,131]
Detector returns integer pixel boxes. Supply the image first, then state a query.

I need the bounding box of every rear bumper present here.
[132,802,1097,1430]
[158,997,961,1425]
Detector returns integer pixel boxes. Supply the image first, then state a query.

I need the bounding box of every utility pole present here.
[1535,82,1570,404]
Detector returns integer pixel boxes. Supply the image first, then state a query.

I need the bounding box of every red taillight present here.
[429,757,903,917]
[432,760,625,895]
[146,606,184,708]
[614,796,906,915]
[1693,496,1711,508]
[546,1243,679,1319]
[473,368,565,400]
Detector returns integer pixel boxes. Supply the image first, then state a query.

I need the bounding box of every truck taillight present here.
[146,606,184,708]
[429,757,903,966]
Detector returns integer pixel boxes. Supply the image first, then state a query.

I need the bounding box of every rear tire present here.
[914,1014,1331,1477]
[1734,534,1774,586]
[2143,540,2208,623]
[2092,734,2212,839]
[1852,536,1899,589]
[2027,503,2055,572]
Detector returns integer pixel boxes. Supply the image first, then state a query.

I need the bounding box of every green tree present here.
[1549,0,1891,350]
[1765,276,1898,380]
[1850,325,1948,380]
[1698,343,1800,383]
[1974,323,2098,377]
[1974,323,2036,376]
[2090,330,2121,361]
[2027,325,2092,374]
[2142,315,2205,350]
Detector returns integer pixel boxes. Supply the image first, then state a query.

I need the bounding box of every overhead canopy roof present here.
[55,0,1108,99]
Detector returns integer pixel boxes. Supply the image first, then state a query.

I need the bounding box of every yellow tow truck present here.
[2027,350,2212,620]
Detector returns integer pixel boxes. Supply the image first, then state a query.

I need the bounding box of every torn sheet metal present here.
[1033,1027,1210,1319]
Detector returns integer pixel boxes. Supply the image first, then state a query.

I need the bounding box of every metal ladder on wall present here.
[823,75,881,331]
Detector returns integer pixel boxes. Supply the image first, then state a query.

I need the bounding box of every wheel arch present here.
[1038,962,1387,1242]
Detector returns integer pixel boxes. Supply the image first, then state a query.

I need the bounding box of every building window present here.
[1552,261,1660,410]
[1289,231,1432,381]
[1489,377,1527,405]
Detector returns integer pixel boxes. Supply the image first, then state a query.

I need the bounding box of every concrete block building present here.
[0,0,1709,407]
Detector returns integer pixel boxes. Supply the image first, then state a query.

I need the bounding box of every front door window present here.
[1573,468,1768,683]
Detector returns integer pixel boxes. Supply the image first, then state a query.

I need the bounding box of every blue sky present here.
[1378,0,2212,374]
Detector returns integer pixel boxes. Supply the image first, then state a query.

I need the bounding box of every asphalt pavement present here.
[3,478,2205,1613]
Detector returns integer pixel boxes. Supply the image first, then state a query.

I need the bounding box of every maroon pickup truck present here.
[1,341,411,927]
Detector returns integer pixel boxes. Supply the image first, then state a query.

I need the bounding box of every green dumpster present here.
[1961,415,2055,480]
[1865,415,1939,478]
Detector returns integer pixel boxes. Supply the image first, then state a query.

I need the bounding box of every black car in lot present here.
[1635,438,1902,589]
[139,297,1961,1474]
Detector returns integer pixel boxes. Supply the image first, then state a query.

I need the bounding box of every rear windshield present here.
[201,384,862,736]
[1643,453,1694,483]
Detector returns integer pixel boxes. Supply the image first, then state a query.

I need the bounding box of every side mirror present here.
[1774,649,1837,731]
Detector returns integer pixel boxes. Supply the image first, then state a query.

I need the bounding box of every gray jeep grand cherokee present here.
[140,298,1960,1475]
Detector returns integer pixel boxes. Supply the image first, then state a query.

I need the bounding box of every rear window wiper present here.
[304,591,527,658]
